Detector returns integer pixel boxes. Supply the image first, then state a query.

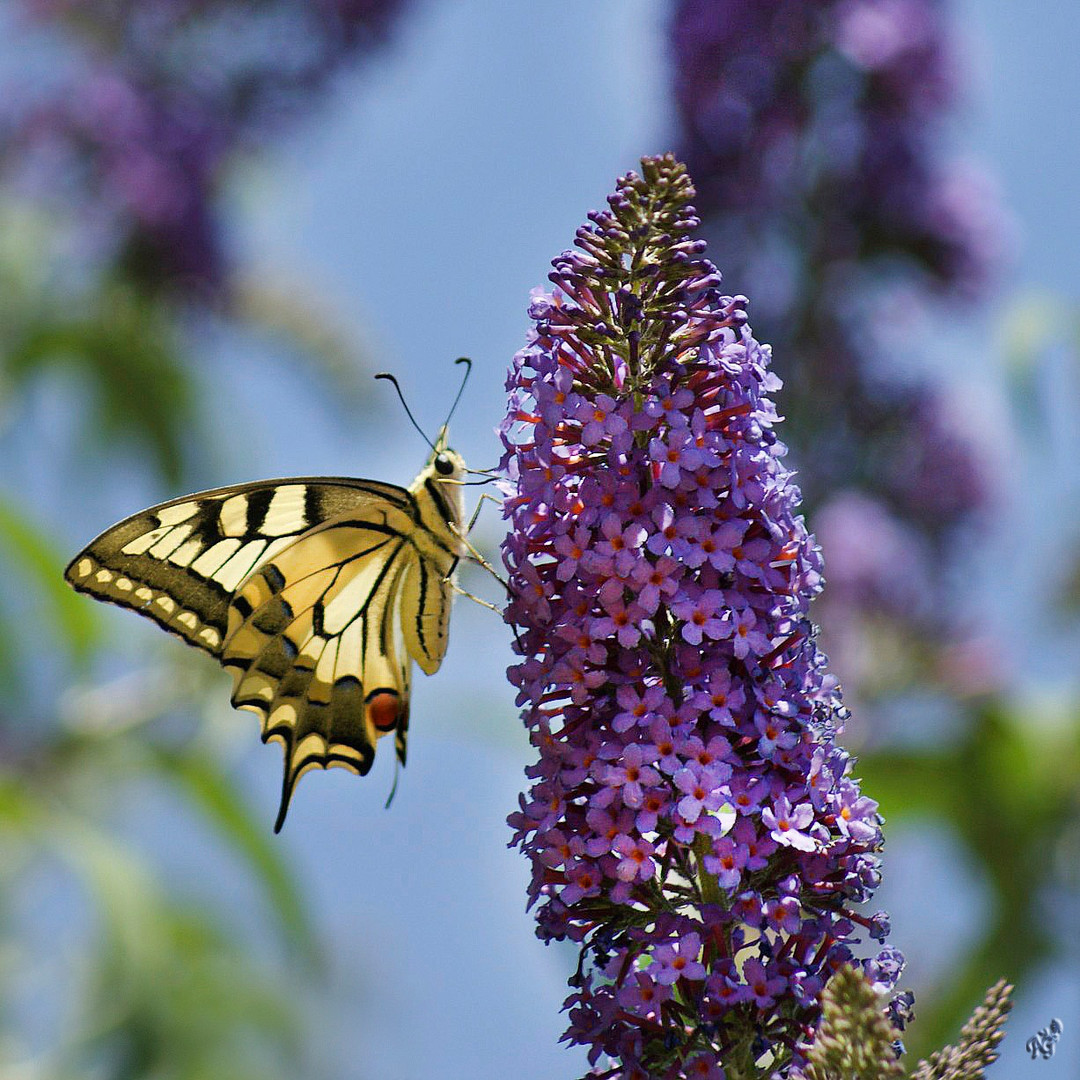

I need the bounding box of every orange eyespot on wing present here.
[367,690,404,733]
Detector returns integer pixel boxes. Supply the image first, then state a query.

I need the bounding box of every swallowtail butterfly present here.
[66,372,471,831]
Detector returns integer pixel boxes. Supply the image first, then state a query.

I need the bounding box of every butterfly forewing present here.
[64,477,412,655]
[64,449,467,831]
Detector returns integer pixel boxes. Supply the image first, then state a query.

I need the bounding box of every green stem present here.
[692,832,722,904]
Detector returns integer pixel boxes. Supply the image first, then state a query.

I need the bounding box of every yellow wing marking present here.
[262,485,309,536]
[219,492,249,537]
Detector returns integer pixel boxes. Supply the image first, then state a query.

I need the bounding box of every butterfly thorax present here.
[406,440,467,567]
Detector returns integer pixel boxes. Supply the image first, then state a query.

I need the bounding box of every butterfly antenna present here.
[441,357,472,430]
[375,372,438,454]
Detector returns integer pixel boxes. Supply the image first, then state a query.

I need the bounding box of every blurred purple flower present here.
[813,492,930,617]
[502,156,901,1078]
[886,388,991,530]
[670,0,1009,697]
[672,0,1001,293]
[3,0,408,295]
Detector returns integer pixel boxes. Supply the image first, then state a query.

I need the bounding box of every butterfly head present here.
[429,426,467,483]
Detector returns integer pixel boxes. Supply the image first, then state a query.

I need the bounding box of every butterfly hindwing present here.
[220,518,421,829]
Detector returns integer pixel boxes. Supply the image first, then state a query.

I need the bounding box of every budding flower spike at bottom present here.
[499,156,904,1079]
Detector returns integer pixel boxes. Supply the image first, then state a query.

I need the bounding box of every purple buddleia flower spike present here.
[501,156,902,1079]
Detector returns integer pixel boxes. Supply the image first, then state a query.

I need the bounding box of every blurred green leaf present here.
[0,202,200,485]
[147,747,322,971]
[0,492,99,669]
[0,772,36,831]
[861,698,1080,1059]
[39,657,322,973]
[0,771,310,1080]
[1054,541,1080,619]
[3,284,196,487]
[999,291,1080,437]
[999,292,1067,375]
[52,821,302,1080]
[0,605,22,697]
[27,700,322,974]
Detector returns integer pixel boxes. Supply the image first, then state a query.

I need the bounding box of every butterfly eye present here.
[434,454,455,476]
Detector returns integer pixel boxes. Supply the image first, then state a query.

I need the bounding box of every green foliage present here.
[70,900,299,1080]
[0,203,197,488]
[910,980,1013,1080]
[69,876,299,1080]
[860,698,1079,1058]
[0,493,100,673]
[3,282,196,488]
[0,785,302,1080]
[146,746,321,968]
[999,292,1080,620]
[796,968,906,1080]
[793,971,1012,1080]
[0,196,326,1078]
[0,684,321,1078]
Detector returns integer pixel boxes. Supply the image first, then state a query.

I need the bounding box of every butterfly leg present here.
[465,490,502,534]
[452,494,510,591]
[459,538,510,593]
[447,578,502,614]
[459,493,525,650]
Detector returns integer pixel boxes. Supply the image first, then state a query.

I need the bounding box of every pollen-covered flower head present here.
[501,156,902,1078]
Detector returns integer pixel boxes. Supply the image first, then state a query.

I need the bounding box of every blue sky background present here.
[6,1,1078,1077]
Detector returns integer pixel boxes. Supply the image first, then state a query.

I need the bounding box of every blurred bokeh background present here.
[0,1,1076,1077]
